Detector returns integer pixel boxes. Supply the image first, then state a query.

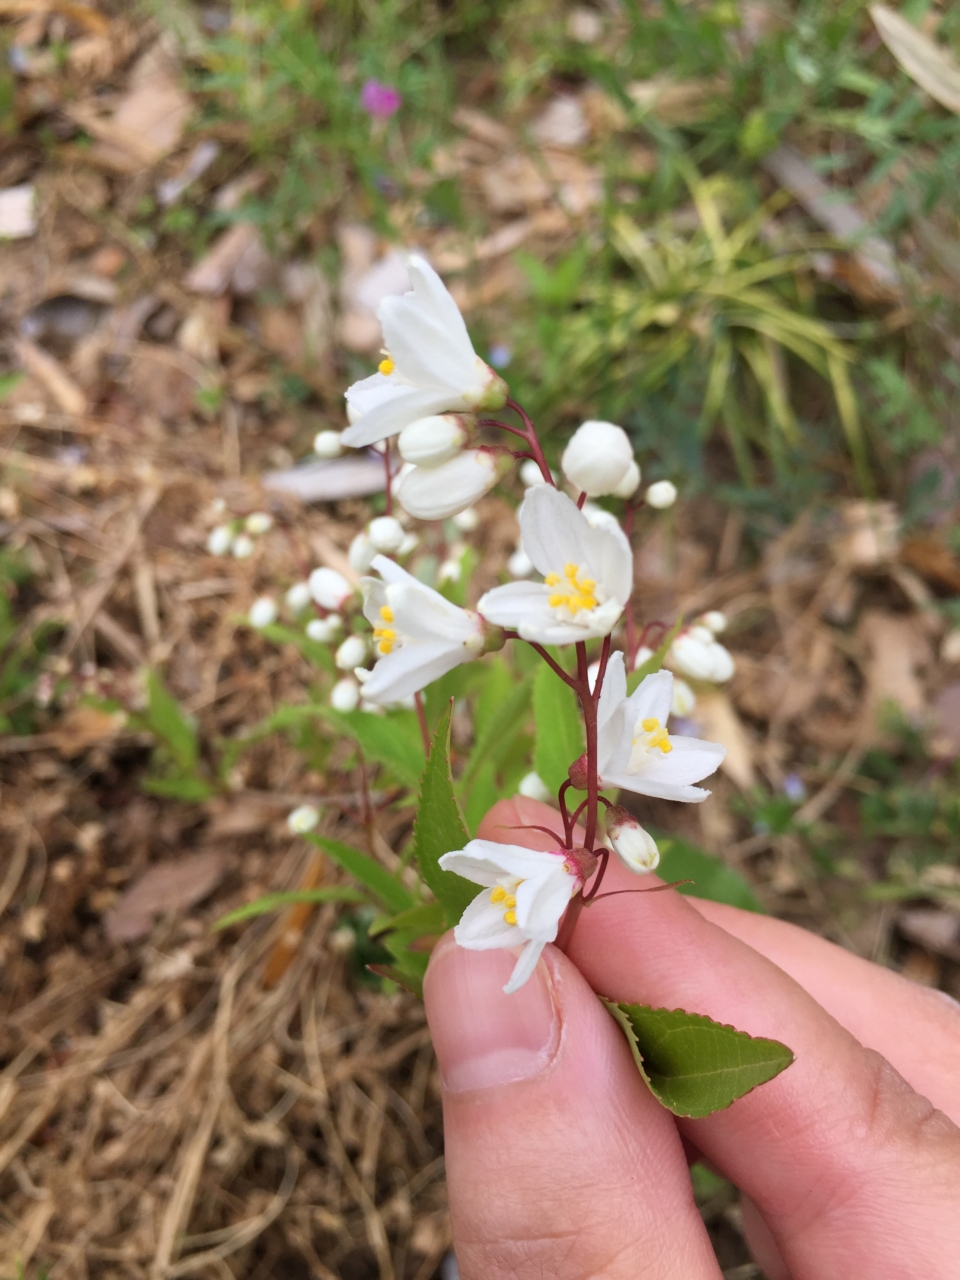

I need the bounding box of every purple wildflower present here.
[361,79,401,119]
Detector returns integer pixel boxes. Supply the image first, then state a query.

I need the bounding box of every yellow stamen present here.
[636,716,672,754]
[490,885,507,904]
[378,357,395,376]
[504,909,517,926]
[504,894,517,908]
[379,605,394,623]
[373,624,396,655]
[545,561,599,615]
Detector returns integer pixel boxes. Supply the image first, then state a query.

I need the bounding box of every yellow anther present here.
[642,718,658,732]
[545,560,599,615]
[564,562,577,576]
[379,605,394,623]
[504,910,517,926]
[634,716,673,754]
[373,623,396,655]
[378,357,395,376]
[490,885,507,903]
[545,572,560,587]
[504,894,517,908]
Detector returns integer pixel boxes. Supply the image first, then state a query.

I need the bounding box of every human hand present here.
[423,797,960,1279]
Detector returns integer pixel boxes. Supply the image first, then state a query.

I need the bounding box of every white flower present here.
[287,804,320,834]
[507,547,533,578]
[671,677,697,718]
[520,458,549,487]
[245,511,273,535]
[335,635,367,671]
[342,255,508,448]
[306,615,342,643]
[517,771,552,803]
[231,533,254,559]
[439,840,589,993]
[285,581,313,614]
[612,459,641,499]
[478,486,632,645]
[367,515,405,554]
[595,652,725,801]
[438,557,461,584]
[349,532,376,574]
[248,597,277,629]
[397,531,420,557]
[581,501,621,533]
[206,524,232,556]
[561,420,634,497]
[330,677,360,712]
[314,429,344,458]
[397,449,509,521]
[646,480,678,509]
[671,630,735,683]
[309,567,353,611]
[452,505,480,532]
[702,610,727,634]
[605,806,659,874]
[397,414,472,467]
[359,555,490,703]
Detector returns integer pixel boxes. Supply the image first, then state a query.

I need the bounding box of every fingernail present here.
[425,941,560,1092]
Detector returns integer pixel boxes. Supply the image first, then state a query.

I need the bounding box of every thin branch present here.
[527,642,578,689]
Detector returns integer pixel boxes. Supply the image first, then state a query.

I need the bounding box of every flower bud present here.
[517,771,552,803]
[245,511,273,535]
[612,459,641,499]
[452,505,480,532]
[287,804,320,834]
[314,429,344,458]
[670,632,716,681]
[561,420,634,497]
[646,479,677,509]
[568,752,589,791]
[397,532,420,557]
[335,635,367,671]
[206,524,232,556]
[397,414,472,467]
[306,615,342,643]
[248,596,277,629]
[671,677,696,718]
[606,806,659,873]
[480,620,506,654]
[367,515,405,554]
[231,533,254,559]
[397,449,511,521]
[581,501,622,533]
[330,676,360,712]
[348,532,376,574]
[702,610,727,634]
[520,458,549,487]
[475,368,509,411]
[632,645,654,670]
[438,558,461,584]
[285,581,312,614]
[709,643,735,682]
[508,547,533,578]
[309,567,353,611]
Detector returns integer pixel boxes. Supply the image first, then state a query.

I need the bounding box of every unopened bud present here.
[646,480,677,509]
[606,806,659,874]
[702,610,727,634]
[561,420,634,497]
[314,429,344,458]
[248,596,277,629]
[568,752,589,791]
[245,511,273,535]
[335,635,367,671]
[349,532,376,574]
[309,567,353,611]
[671,677,697,718]
[367,515,405,554]
[206,524,232,556]
[612,458,641,499]
[397,449,512,521]
[398,414,473,467]
[285,581,312,614]
[330,677,360,712]
[517,771,551,802]
[287,804,320,834]
[306,615,342,643]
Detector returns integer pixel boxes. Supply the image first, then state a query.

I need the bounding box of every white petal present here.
[652,734,727,785]
[370,553,418,586]
[459,840,569,879]
[439,851,501,887]
[361,641,463,703]
[627,669,674,729]
[388,582,476,645]
[342,385,455,448]
[477,581,554,629]
[516,869,577,941]
[503,940,546,994]
[360,576,388,630]
[518,597,623,645]
[454,890,521,949]
[407,255,475,352]
[602,772,714,803]
[519,486,593,578]
[397,451,499,521]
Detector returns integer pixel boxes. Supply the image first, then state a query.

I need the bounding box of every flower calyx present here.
[563,845,599,885]
[568,752,589,791]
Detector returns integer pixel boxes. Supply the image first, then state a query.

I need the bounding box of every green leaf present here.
[461,664,531,795]
[258,622,334,672]
[627,617,684,691]
[369,901,445,940]
[213,886,365,929]
[142,775,216,801]
[320,707,425,791]
[604,1001,794,1118]
[307,835,415,914]
[656,835,762,912]
[145,670,199,771]
[464,758,499,837]
[413,701,477,926]
[366,963,424,998]
[533,661,584,793]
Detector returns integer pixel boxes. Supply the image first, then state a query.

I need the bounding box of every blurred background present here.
[1,1,960,1276]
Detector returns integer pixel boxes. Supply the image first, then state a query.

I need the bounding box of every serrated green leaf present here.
[461,666,531,796]
[533,661,584,793]
[656,835,762,912]
[320,707,425,790]
[214,886,365,929]
[145,670,199,771]
[413,701,477,926]
[366,963,424,998]
[604,1000,794,1117]
[369,901,445,939]
[308,835,415,914]
[627,617,684,691]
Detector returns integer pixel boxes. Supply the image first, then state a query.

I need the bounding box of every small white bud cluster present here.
[670,613,735,684]
[207,509,275,559]
[349,514,418,576]
[287,803,320,834]
[560,420,640,499]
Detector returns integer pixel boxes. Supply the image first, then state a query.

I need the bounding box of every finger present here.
[477,794,585,851]
[567,858,960,1279]
[424,935,723,1280]
[688,896,960,1122]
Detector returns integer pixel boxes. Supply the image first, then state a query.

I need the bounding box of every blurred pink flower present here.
[361,79,401,118]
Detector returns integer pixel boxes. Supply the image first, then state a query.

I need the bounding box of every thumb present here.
[424,934,722,1280]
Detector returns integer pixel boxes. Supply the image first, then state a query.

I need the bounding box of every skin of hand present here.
[423,797,960,1280]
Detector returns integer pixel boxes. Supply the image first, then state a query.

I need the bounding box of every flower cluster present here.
[206,505,273,561]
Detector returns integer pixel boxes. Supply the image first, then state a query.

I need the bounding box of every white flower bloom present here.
[520,458,549,487]
[248,597,277,629]
[359,555,489,703]
[702,610,727,634]
[561,420,634,497]
[478,486,632,646]
[507,547,533,578]
[313,429,344,458]
[612,459,641,499]
[335,635,367,671]
[349,532,376,574]
[517,771,552,803]
[439,840,590,993]
[671,631,735,683]
[306,615,342,643]
[646,480,678,509]
[285,581,313,614]
[231,533,254,559]
[206,524,232,556]
[397,449,509,521]
[330,677,360,712]
[452,505,480,532]
[309,567,353,611]
[671,677,697,718]
[595,652,725,801]
[245,511,273,535]
[438,557,461,584]
[397,414,472,467]
[342,255,507,448]
[367,515,405,554]
[287,804,320,834]
[605,807,659,874]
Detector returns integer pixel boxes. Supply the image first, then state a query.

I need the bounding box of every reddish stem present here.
[414,691,430,755]
[576,641,600,852]
[528,642,579,689]
[381,442,393,515]
[576,491,587,510]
